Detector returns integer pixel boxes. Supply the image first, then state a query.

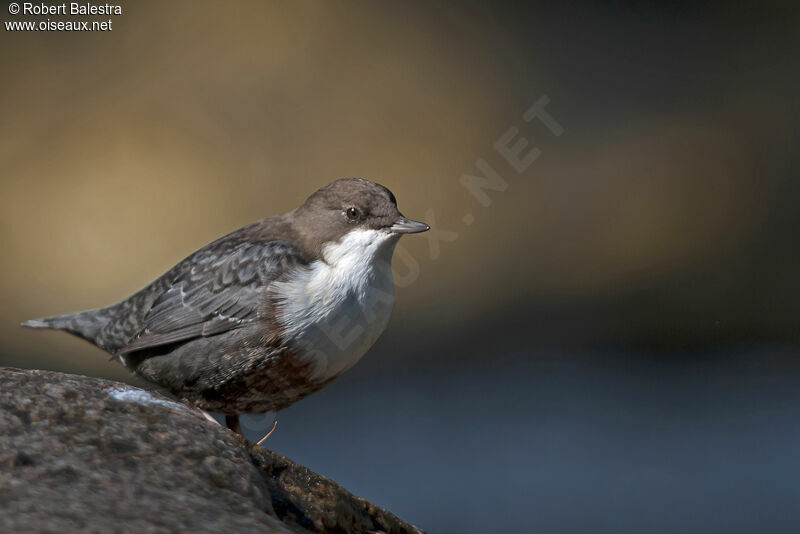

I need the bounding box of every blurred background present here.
[2,1,799,532]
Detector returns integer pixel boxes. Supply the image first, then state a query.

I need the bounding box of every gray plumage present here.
[22,178,429,421]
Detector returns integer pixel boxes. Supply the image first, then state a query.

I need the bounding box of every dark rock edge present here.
[0,367,424,534]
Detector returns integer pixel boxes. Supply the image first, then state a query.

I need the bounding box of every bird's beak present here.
[390,217,430,234]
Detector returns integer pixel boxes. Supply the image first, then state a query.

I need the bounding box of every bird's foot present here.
[256,419,278,446]
[180,400,221,427]
[199,408,221,426]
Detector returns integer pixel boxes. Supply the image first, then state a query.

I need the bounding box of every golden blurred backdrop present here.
[1,1,798,379]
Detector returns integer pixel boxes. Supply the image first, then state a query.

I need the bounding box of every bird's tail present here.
[22,308,111,349]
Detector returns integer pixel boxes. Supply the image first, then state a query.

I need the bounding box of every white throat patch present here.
[271,229,399,380]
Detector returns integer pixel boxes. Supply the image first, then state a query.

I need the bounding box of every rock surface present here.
[0,367,424,534]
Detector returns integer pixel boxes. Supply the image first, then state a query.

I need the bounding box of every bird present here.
[22,178,429,438]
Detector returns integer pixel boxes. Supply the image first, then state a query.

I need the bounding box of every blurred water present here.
[238,349,800,534]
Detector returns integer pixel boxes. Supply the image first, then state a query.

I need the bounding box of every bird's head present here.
[292,178,429,262]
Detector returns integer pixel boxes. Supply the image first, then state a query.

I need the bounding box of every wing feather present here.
[119,239,310,355]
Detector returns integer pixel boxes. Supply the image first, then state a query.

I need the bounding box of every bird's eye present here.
[346,207,361,221]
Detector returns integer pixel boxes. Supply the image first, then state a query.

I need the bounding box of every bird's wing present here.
[119,239,311,355]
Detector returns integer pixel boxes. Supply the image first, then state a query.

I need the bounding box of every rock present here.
[0,367,424,534]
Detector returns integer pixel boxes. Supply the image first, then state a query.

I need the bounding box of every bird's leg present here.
[225,414,242,435]
[256,419,278,446]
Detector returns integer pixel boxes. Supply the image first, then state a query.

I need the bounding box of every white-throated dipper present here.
[22,178,429,437]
